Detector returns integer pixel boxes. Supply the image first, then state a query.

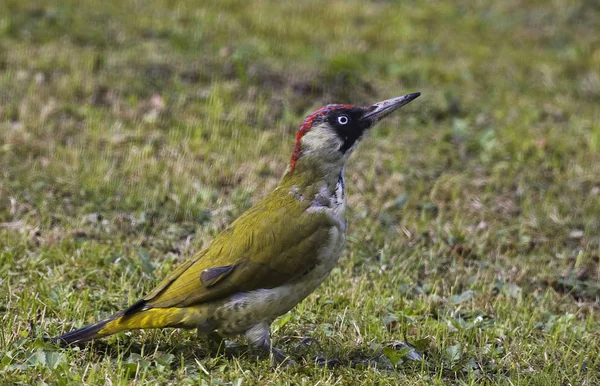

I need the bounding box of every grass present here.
[1,0,599,384]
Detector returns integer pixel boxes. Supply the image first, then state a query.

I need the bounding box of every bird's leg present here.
[245,322,295,366]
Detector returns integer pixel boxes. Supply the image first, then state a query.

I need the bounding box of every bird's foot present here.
[246,344,296,367]
[271,347,296,367]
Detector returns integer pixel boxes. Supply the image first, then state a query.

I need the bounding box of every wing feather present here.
[143,187,337,309]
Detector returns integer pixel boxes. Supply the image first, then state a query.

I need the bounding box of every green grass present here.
[1,0,599,384]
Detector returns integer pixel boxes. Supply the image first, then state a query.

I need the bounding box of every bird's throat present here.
[281,167,346,210]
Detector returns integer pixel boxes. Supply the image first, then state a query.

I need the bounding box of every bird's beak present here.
[361,92,421,122]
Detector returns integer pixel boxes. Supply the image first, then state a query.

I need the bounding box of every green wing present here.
[141,187,338,309]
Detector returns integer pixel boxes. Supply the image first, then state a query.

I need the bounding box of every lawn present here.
[1,0,599,384]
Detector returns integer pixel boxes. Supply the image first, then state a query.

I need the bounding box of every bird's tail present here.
[49,306,205,345]
[49,315,116,345]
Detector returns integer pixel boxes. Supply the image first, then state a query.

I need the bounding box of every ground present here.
[1,0,599,385]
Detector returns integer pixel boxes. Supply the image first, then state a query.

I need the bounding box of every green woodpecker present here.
[48,92,420,362]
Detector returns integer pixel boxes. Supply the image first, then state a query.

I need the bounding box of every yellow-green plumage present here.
[49,93,420,362]
[144,175,333,308]
[53,171,343,343]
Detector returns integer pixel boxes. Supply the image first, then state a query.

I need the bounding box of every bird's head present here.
[287,93,421,181]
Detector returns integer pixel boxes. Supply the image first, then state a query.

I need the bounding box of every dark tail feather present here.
[45,307,196,345]
[46,316,115,346]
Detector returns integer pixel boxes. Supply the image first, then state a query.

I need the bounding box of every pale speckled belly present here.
[212,225,345,335]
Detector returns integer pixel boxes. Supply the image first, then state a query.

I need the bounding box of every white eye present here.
[337,115,349,125]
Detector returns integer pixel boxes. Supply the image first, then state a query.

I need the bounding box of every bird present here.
[47,92,421,363]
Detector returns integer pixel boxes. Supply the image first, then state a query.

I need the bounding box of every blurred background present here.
[1,0,599,384]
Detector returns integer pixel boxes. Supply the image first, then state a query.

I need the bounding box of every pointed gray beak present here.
[361,92,421,122]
